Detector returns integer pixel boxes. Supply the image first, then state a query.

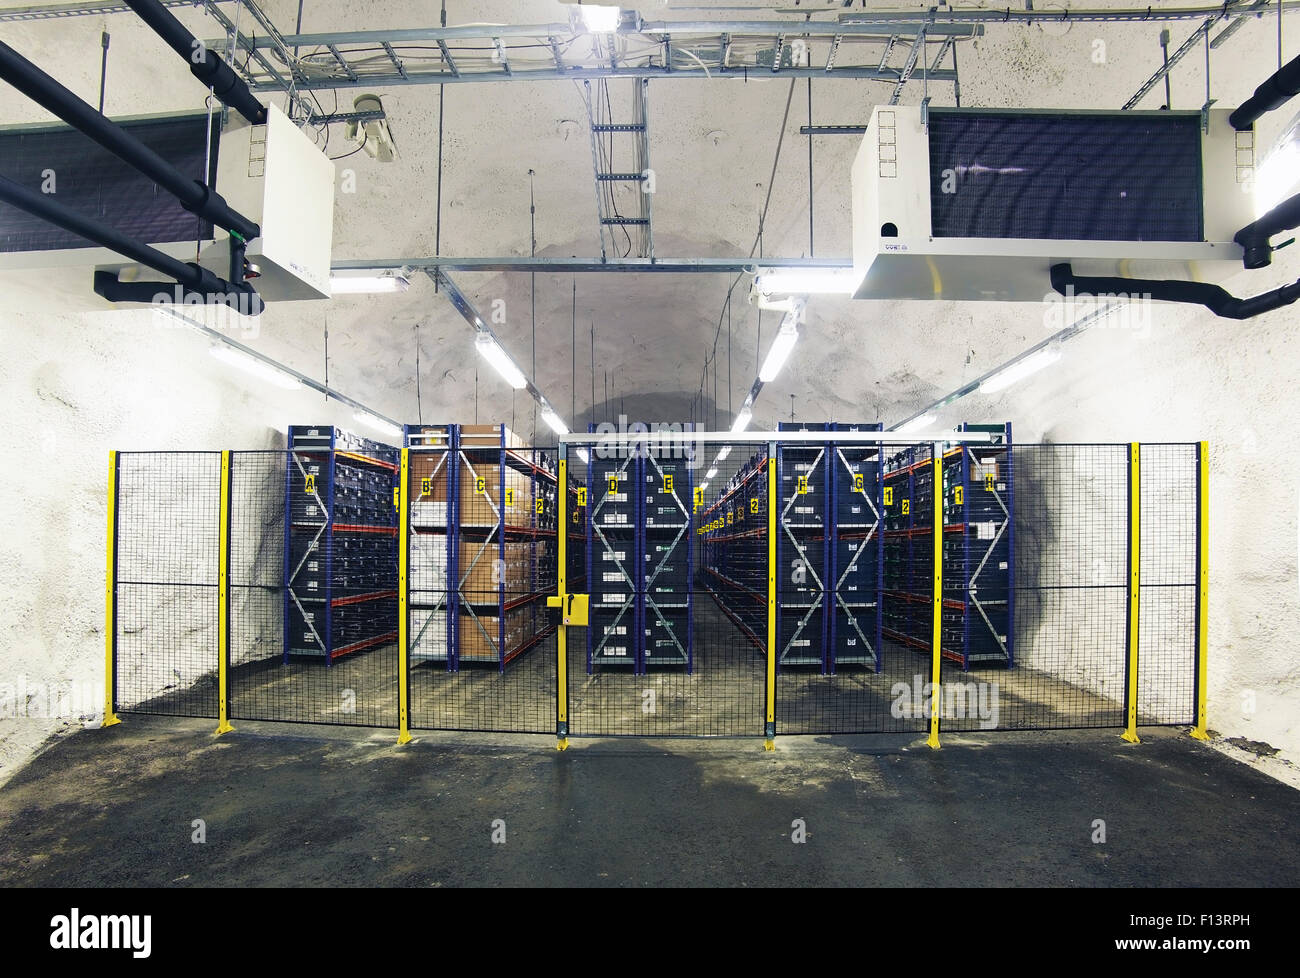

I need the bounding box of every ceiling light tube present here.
[758,317,800,383]
[753,266,856,296]
[715,445,732,462]
[329,270,411,294]
[209,345,301,390]
[541,408,570,435]
[705,467,718,480]
[1255,106,1300,217]
[730,406,753,433]
[978,347,1062,394]
[895,412,936,435]
[475,333,527,389]
[579,4,621,32]
[353,411,404,439]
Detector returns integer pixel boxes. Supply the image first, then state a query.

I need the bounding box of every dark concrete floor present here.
[1,720,1296,887]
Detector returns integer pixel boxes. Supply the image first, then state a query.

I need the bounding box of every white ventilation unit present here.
[851,106,1254,302]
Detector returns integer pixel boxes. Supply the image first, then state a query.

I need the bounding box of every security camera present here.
[345,94,398,163]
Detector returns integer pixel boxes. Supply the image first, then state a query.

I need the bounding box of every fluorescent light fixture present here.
[754,267,856,296]
[1255,107,1300,217]
[978,347,1062,394]
[475,333,527,389]
[730,406,752,433]
[705,467,718,480]
[209,345,300,389]
[896,412,936,434]
[715,445,732,462]
[353,411,403,439]
[329,270,411,294]
[541,408,569,435]
[575,448,590,464]
[698,482,709,492]
[579,3,620,32]
[758,317,800,382]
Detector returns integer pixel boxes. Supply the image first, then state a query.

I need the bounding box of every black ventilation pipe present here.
[1234,191,1300,270]
[0,39,260,242]
[0,174,263,315]
[1050,263,1300,321]
[124,0,267,126]
[1230,52,1300,131]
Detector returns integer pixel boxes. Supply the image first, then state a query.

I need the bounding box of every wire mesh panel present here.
[114,452,221,717]
[964,443,1132,731]
[228,440,400,728]
[1138,443,1198,726]
[569,433,765,737]
[406,430,558,734]
[776,431,921,735]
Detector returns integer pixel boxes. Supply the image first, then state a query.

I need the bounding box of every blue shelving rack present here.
[827,422,884,672]
[404,424,454,668]
[284,426,399,665]
[776,422,831,672]
[698,450,769,652]
[586,439,638,672]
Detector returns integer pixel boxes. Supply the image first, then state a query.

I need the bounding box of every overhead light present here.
[978,346,1062,394]
[730,406,752,433]
[705,467,718,480]
[329,270,411,294]
[753,267,856,296]
[541,408,570,435]
[209,345,300,389]
[698,482,709,492]
[575,448,590,464]
[475,333,527,389]
[1255,106,1300,217]
[896,412,936,434]
[578,4,621,32]
[758,315,800,382]
[353,411,404,439]
[715,445,732,462]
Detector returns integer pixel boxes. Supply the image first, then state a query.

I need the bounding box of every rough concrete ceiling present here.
[0,0,1292,439]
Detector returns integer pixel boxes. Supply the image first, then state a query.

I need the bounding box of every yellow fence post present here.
[556,450,570,750]
[397,448,412,745]
[1123,442,1141,744]
[927,446,942,750]
[1190,441,1210,741]
[765,443,777,751]
[215,451,234,736]
[103,451,121,728]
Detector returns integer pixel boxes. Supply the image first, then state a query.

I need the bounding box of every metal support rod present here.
[0,39,261,240]
[1190,440,1211,741]
[1123,442,1142,744]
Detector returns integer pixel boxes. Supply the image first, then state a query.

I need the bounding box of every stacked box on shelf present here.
[939,423,1014,668]
[698,449,768,653]
[640,445,694,670]
[776,422,831,671]
[451,424,558,671]
[586,445,638,671]
[284,425,399,665]
[405,424,453,665]
[827,422,884,671]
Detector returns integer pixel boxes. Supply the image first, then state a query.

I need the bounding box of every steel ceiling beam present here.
[332,257,852,274]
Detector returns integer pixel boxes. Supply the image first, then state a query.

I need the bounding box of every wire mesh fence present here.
[114,451,221,718]
[108,438,1203,741]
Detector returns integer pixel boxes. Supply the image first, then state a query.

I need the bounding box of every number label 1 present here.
[577,488,588,507]
[884,486,894,506]
[504,488,515,507]
[693,487,703,511]
[954,486,964,506]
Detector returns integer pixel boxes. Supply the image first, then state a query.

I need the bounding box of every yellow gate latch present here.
[547,593,589,627]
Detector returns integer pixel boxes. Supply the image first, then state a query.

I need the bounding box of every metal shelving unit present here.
[587,446,638,671]
[699,450,769,653]
[828,422,884,672]
[284,426,399,665]
[776,423,831,671]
